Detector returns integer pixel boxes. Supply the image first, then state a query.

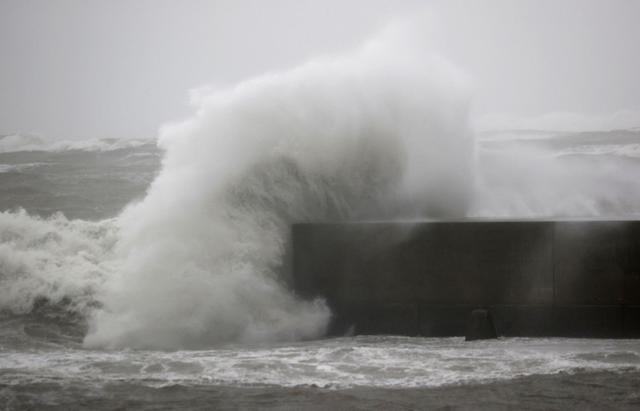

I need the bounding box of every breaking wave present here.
[2,22,640,350]
[83,25,473,349]
[0,210,117,316]
[0,24,473,349]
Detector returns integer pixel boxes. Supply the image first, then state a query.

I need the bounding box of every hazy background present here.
[1,0,639,140]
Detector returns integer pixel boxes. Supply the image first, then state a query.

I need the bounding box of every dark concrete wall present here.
[291,221,640,338]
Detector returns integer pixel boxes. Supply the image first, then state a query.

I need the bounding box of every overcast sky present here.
[1,0,639,139]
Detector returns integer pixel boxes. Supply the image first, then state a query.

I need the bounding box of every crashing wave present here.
[0,210,118,316]
[2,21,640,350]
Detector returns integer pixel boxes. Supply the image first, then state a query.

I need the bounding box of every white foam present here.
[2,20,640,352]
[1,337,638,388]
[557,143,640,159]
[0,163,46,173]
[0,210,118,314]
[83,22,473,349]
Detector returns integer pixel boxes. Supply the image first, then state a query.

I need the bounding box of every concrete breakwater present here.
[291,221,640,338]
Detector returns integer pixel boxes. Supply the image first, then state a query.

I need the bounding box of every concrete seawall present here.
[291,221,640,338]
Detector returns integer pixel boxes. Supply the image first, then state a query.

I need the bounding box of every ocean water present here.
[1,132,639,409]
[0,139,159,220]
[2,28,640,408]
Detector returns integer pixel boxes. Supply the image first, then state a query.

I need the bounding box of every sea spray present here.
[2,23,640,350]
[473,138,640,218]
[83,25,473,349]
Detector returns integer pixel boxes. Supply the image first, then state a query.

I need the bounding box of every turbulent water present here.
[1,129,639,409]
[2,27,640,408]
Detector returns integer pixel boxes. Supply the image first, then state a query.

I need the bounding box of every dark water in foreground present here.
[2,370,640,410]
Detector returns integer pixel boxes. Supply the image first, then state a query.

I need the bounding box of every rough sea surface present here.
[1,132,640,409]
[0,138,159,220]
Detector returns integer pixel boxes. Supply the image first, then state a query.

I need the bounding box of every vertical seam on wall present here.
[552,222,556,307]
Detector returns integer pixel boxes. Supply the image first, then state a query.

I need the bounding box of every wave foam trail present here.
[82,24,473,349]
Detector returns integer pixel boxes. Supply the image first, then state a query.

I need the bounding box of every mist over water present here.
[1,23,640,350]
[471,127,640,218]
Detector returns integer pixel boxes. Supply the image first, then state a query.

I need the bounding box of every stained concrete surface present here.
[292,221,640,337]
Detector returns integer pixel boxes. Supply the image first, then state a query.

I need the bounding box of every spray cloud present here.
[83,22,473,349]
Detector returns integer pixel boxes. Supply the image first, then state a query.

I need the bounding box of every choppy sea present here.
[1,132,640,410]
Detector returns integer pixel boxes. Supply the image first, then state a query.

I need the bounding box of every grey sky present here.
[1,0,639,139]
